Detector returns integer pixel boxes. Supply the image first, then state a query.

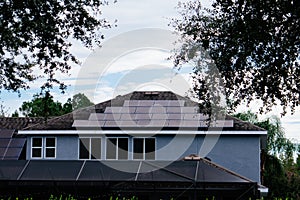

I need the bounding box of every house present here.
[0,91,268,199]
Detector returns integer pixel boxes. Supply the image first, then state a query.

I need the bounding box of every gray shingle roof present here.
[10,91,264,131]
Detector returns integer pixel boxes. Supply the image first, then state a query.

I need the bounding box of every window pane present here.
[145,138,155,160]
[106,138,117,159]
[91,138,101,160]
[45,148,55,158]
[79,138,90,159]
[46,138,55,147]
[133,138,143,160]
[32,148,42,158]
[32,138,42,147]
[118,138,128,160]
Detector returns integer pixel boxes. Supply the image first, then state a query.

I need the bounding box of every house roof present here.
[0,117,44,130]
[20,91,265,132]
[0,129,25,160]
[0,118,43,160]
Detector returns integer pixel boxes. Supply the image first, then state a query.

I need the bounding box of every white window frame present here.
[78,137,102,160]
[105,137,129,160]
[31,137,56,159]
[31,137,43,159]
[44,137,56,159]
[133,137,156,160]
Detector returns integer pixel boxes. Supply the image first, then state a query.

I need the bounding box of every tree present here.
[72,93,94,110]
[0,0,114,92]
[234,111,299,199]
[233,111,295,160]
[18,92,93,117]
[172,0,300,115]
[0,101,9,117]
[19,92,72,117]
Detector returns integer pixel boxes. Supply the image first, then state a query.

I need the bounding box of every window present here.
[32,137,42,158]
[79,138,101,160]
[106,138,128,160]
[31,137,56,159]
[133,138,155,160]
[45,138,56,158]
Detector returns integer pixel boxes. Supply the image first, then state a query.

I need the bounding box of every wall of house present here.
[26,136,78,160]
[25,133,261,183]
[156,134,261,183]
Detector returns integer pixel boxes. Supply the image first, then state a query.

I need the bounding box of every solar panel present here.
[20,160,83,180]
[104,107,122,113]
[136,120,151,126]
[168,100,185,107]
[134,113,152,120]
[0,147,6,157]
[181,107,199,113]
[8,138,26,148]
[167,113,183,120]
[88,113,105,120]
[138,101,155,107]
[103,121,119,127]
[123,100,139,107]
[4,147,23,158]
[119,120,138,127]
[104,113,121,120]
[135,107,151,113]
[78,161,138,181]
[120,107,137,113]
[181,120,200,127]
[137,161,194,182]
[183,114,204,120]
[0,160,27,179]
[0,139,10,147]
[151,113,168,120]
[120,113,135,120]
[197,161,247,182]
[167,120,181,127]
[149,106,166,113]
[153,100,169,107]
[166,107,182,113]
[0,129,14,138]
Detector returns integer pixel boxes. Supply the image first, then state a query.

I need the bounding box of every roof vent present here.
[144,91,159,95]
[183,154,201,161]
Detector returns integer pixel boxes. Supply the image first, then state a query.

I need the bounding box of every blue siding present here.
[26,134,261,182]
[26,136,78,160]
[156,135,261,182]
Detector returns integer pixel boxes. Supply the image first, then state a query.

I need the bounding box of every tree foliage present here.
[233,111,295,160]
[234,111,300,199]
[19,92,72,118]
[72,93,94,110]
[172,0,300,115]
[18,92,93,117]
[0,0,113,92]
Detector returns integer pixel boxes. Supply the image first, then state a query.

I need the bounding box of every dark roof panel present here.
[0,129,14,138]
[78,161,138,181]
[0,160,27,179]
[0,159,252,183]
[20,160,83,180]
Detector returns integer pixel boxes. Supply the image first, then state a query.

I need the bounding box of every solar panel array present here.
[0,129,25,160]
[73,100,233,129]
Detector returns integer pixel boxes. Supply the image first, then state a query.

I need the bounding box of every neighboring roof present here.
[20,91,264,131]
[0,117,44,130]
[0,159,260,199]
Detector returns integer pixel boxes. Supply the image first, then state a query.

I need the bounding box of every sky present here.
[0,0,299,142]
